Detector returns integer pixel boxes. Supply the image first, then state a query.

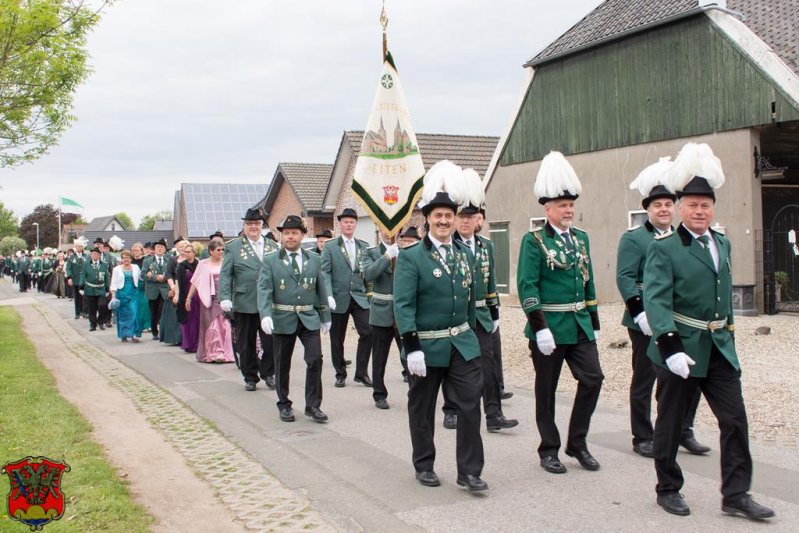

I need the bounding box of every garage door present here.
[355,216,378,246]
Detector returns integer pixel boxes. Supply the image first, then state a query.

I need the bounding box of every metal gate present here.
[489,222,510,294]
[764,204,799,314]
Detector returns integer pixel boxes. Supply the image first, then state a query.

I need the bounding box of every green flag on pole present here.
[351,51,425,238]
[59,196,84,214]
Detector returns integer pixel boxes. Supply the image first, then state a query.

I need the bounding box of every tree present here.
[138,210,172,231]
[115,211,134,231]
[19,204,60,249]
[0,1,112,167]
[0,201,18,238]
[0,236,27,256]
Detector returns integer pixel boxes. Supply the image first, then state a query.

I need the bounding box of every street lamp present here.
[32,222,40,252]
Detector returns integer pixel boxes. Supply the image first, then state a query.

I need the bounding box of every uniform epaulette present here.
[479,235,492,242]
[367,245,379,250]
[356,238,369,246]
[572,226,588,234]
[403,241,420,249]
[654,230,674,240]
[265,249,278,256]
[710,225,726,236]
[627,225,641,232]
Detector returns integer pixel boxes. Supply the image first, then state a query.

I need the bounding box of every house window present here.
[529,217,546,231]
[628,210,647,229]
[111,223,116,230]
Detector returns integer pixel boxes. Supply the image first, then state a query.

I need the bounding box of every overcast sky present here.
[1,0,601,225]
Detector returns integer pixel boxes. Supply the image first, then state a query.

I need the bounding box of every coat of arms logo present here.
[383,185,400,205]
[2,457,70,531]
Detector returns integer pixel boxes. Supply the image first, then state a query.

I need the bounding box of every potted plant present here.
[775,271,789,303]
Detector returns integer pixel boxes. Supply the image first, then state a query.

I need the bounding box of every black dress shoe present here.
[633,440,654,458]
[415,470,440,487]
[279,407,295,422]
[722,494,775,520]
[244,381,256,392]
[345,359,352,366]
[89,326,97,332]
[443,413,457,429]
[99,323,105,330]
[500,390,514,400]
[375,399,390,410]
[354,375,373,387]
[680,436,710,455]
[657,492,690,516]
[565,448,600,471]
[486,415,519,432]
[457,474,488,491]
[403,374,409,383]
[540,456,567,474]
[264,375,276,390]
[121,337,128,343]
[152,333,159,340]
[334,377,346,388]
[74,315,80,320]
[304,406,328,423]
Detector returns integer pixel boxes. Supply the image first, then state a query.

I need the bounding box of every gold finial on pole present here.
[380,1,389,58]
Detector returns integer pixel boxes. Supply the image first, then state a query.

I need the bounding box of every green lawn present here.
[0,307,154,531]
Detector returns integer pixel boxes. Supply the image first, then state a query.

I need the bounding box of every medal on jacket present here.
[302,278,309,290]
[279,278,285,290]
[433,268,442,278]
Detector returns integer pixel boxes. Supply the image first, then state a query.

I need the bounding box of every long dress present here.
[159,256,182,345]
[177,263,201,353]
[116,270,141,340]
[132,257,151,332]
[191,259,234,363]
[50,260,67,298]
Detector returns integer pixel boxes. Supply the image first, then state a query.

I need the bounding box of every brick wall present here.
[267,181,305,234]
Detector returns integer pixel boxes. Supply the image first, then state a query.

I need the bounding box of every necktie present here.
[441,244,456,271]
[347,240,356,269]
[465,239,473,254]
[290,252,300,280]
[561,231,575,252]
[697,235,715,269]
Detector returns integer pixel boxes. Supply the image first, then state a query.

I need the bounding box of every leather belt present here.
[673,312,728,331]
[272,304,313,313]
[541,301,586,312]
[417,322,470,340]
[371,292,393,301]
[85,281,105,288]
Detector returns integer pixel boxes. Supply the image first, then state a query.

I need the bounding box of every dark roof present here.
[528,0,799,75]
[280,163,333,210]
[344,132,499,177]
[86,215,125,232]
[153,219,174,231]
[181,183,268,238]
[83,231,174,246]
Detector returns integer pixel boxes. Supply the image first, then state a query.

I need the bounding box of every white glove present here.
[407,350,427,377]
[260,316,273,335]
[327,296,336,311]
[385,243,399,260]
[220,300,233,313]
[593,330,600,341]
[78,289,84,296]
[320,321,331,334]
[633,312,653,336]
[535,328,556,355]
[665,352,696,379]
[492,320,500,334]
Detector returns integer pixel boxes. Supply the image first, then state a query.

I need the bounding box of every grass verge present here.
[0,306,154,531]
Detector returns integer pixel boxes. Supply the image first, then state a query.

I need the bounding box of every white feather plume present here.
[419,160,466,208]
[664,142,725,193]
[534,151,582,200]
[109,235,124,252]
[461,168,485,209]
[630,157,673,197]
[74,236,88,248]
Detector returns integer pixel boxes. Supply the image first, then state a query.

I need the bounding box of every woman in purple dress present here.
[176,243,200,353]
[186,240,234,363]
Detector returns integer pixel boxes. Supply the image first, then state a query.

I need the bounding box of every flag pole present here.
[57,197,62,248]
[379,2,396,251]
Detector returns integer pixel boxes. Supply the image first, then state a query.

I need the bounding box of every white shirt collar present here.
[428,234,452,251]
[683,224,712,241]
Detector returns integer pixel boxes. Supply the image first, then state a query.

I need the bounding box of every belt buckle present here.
[569,303,577,312]
[708,320,723,331]
[450,327,460,337]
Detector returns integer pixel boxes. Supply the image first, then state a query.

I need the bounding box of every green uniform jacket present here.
[363,243,395,327]
[79,260,110,296]
[455,232,500,332]
[65,252,88,282]
[219,237,279,314]
[321,236,372,313]
[31,258,42,277]
[141,255,171,301]
[644,224,736,377]
[17,257,31,274]
[257,248,331,333]
[42,258,54,276]
[517,223,599,344]
[102,253,118,270]
[393,236,479,367]
[616,220,673,331]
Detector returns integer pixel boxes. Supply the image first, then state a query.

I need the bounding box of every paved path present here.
[2,280,798,531]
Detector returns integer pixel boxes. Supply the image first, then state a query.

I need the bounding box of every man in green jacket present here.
[79,246,111,331]
[394,160,486,492]
[258,215,331,423]
[141,239,170,339]
[517,151,603,475]
[220,208,279,391]
[16,252,31,293]
[66,238,89,318]
[644,143,773,520]
[617,159,709,459]
[321,208,373,388]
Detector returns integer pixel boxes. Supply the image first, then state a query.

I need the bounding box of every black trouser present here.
[71,282,82,315]
[370,325,396,401]
[234,311,274,384]
[85,294,108,328]
[329,300,371,380]
[273,323,322,410]
[18,273,29,292]
[149,295,164,335]
[493,326,506,391]
[654,345,752,499]
[529,336,604,458]
[408,349,484,477]
[477,324,502,420]
[628,328,702,444]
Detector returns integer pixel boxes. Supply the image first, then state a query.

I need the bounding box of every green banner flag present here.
[59,196,83,214]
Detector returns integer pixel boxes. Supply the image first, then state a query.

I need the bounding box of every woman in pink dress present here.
[186,241,234,363]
